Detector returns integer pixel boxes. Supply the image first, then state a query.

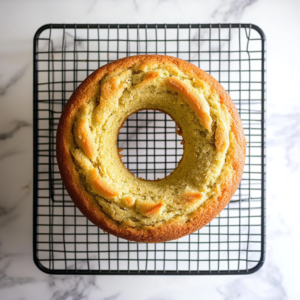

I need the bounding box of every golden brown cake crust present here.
[56,55,246,243]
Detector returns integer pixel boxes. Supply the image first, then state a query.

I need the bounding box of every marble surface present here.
[0,0,299,299]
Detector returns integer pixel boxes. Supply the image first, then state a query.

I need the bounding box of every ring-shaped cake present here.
[56,55,246,243]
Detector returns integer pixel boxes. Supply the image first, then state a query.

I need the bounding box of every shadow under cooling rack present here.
[33,23,266,275]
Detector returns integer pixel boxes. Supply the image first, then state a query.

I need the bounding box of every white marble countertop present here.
[0,0,299,299]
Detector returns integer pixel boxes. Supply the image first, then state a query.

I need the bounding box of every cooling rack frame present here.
[33,23,266,275]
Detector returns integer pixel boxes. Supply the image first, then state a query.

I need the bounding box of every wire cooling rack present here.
[33,24,266,275]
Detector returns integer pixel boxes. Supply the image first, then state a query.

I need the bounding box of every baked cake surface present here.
[56,55,246,243]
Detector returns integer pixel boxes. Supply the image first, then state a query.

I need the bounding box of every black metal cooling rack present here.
[33,24,266,275]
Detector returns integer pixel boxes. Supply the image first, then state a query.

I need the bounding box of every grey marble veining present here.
[211,0,258,22]
[0,121,31,141]
[0,0,299,299]
[217,259,287,300]
[0,67,27,97]
[269,109,300,170]
[48,275,99,300]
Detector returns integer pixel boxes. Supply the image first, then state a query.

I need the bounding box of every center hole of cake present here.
[117,110,184,180]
